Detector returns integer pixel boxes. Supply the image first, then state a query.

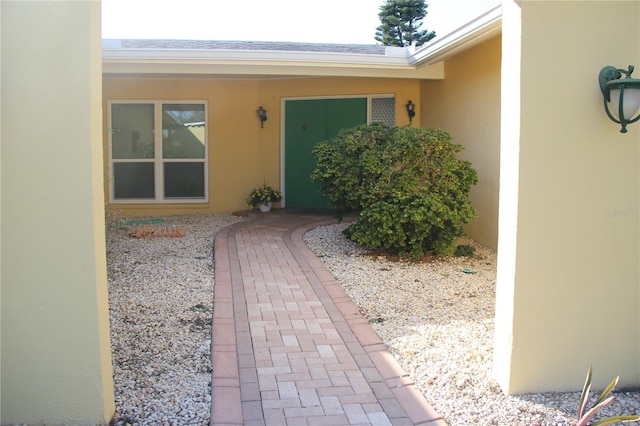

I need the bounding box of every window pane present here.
[111,104,155,159]
[164,162,205,198]
[162,104,206,159]
[113,163,155,199]
[371,97,395,127]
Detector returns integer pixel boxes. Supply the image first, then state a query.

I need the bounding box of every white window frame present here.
[108,100,209,204]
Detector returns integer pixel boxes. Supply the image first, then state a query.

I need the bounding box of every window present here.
[370,96,396,127]
[109,101,207,203]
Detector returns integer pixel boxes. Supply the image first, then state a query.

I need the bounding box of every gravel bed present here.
[107,213,243,426]
[106,213,638,425]
[303,222,640,426]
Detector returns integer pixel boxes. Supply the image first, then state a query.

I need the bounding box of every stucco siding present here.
[421,35,502,250]
[1,2,115,424]
[495,0,639,394]
[102,76,421,216]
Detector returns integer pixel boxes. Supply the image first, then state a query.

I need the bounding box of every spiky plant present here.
[576,365,640,426]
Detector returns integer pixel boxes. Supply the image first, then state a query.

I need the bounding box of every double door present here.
[284,98,367,208]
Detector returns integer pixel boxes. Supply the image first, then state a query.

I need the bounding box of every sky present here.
[101,0,500,44]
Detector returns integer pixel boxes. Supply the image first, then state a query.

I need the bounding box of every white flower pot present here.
[259,202,272,212]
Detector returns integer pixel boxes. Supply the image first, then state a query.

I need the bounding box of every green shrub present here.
[312,124,478,257]
[311,123,389,219]
[455,244,475,257]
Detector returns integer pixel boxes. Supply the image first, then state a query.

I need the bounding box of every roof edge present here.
[101,6,501,77]
[102,48,412,68]
[409,4,502,66]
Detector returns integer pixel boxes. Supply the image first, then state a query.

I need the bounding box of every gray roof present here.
[115,39,387,55]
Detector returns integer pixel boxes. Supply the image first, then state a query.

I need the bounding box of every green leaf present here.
[579,365,593,419]
[312,124,477,257]
[594,376,619,407]
[576,366,638,426]
[578,396,615,426]
[591,415,640,426]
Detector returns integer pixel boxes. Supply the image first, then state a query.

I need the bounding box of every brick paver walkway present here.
[211,210,445,425]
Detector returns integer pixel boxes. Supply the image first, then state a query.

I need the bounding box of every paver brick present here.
[257,366,292,375]
[296,379,332,389]
[212,323,236,346]
[242,400,264,421]
[283,406,325,418]
[366,411,393,425]
[263,407,286,424]
[316,386,354,398]
[299,388,321,408]
[211,386,242,424]
[271,352,289,367]
[343,403,368,424]
[262,398,302,409]
[260,390,280,400]
[281,334,299,347]
[213,351,239,379]
[307,365,330,381]
[338,392,380,405]
[319,395,343,415]
[276,371,312,382]
[238,352,256,369]
[241,382,261,402]
[283,418,309,426]
[239,367,258,384]
[307,414,350,425]
[257,373,278,391]
[368,382,394,400]
[211,212,443,425]
[277,381,298,399]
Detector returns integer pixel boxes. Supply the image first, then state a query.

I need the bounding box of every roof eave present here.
[102,48,410,66]
[102,49,445,79]
[102,59,445,79]
[409,5,502,66]
[101,6,502,79]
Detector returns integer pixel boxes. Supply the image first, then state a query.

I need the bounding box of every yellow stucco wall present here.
[421,36,502,250]
[102,76,421,216]
[1,1,115,424]
[3,4,635,421]
[495,0,640,394]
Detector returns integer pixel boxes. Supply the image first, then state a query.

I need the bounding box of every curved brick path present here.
[211,210,445,425]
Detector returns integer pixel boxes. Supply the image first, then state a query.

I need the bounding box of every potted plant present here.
[246,184,282,212]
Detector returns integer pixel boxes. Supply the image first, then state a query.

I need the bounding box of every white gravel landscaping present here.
[106,213,639,426]
[303,221,640,426]
[107,214,243,426]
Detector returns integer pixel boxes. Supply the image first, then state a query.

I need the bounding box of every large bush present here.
[312,123,478,257]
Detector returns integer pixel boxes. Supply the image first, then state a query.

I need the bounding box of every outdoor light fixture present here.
[257,106,268,128]
[598,65,640,133]
[405,100,416,122]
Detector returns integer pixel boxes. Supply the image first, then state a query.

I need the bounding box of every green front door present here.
[284,98,367,208]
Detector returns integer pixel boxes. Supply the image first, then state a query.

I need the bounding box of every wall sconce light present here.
[598,65,640,133]
[256,106,268,128]
[405,100,416,122]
